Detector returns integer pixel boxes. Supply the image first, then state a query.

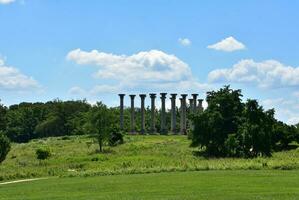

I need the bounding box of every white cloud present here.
[0,0,15,4]
[67,49,209,93]
[261,98,299,125]
[178,38,191,46]
[0,59,40,91]
[68,86,86,96]
[208,59,299,89]
[207,36,245,52]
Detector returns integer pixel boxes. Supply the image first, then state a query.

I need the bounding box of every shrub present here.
[36,147,51,160]
[108,126,124,146]
[0,131,11,163]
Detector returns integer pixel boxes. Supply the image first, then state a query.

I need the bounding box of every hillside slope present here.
[1,135,299,181]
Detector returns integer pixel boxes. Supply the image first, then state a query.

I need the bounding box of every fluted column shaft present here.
[149,94,156,134]
[170,94,177,133]
[198,99,204,113]
[129,95,136,134]
[118,94,125,130]
[181,94,187,134]
[192,94,198,113]
[189,99,194,114]
[160,93,167,134]
[140,94,146,134]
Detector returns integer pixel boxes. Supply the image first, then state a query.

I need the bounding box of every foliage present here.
[108,126,124,146]
[0,100,7,131]
[0,131,11,163]
[87,102,113,152]
[191,86,298,158]
[36,147,51,160]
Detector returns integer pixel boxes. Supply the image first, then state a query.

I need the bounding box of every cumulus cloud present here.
[261,98,299,125]
[208,59,299,89]
[0,59,40,91]
[67,49,209,93]
[207,36,245,52]
[178,38,191,46]
[0,0,15,4]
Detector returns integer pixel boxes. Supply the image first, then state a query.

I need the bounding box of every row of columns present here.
[119,93,204,134]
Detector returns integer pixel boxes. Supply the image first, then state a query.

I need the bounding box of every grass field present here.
[1,170,299,200]
[1,135,299,181]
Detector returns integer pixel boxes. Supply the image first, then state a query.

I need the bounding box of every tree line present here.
[1,86,299,163]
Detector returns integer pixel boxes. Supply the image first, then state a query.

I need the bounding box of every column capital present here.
[118,94,125,97]
[160,93,167,98]
[149,93,156,98]
[192,94,198,98]
[129,94,136,99]
[198,99,203,103]
[181,94,188,99]
[139,94,146,98]
[170,93,177,98]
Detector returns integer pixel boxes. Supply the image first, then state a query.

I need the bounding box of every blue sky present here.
[0,0,299,124]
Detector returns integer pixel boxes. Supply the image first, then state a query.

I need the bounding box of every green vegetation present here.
[1,135,299,181]
[191,86,299,157]
[36,147,51,160]
[0,131,10,163]
[1,170,299,200]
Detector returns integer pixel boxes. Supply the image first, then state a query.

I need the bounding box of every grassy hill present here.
[1,135,299,181]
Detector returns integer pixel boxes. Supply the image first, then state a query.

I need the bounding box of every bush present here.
[0,131,11,163]
[108,126,124,146]
[36,147,51,160]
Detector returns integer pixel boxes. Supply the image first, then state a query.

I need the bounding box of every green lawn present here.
[1,135,299,181]
[1,170,299,200]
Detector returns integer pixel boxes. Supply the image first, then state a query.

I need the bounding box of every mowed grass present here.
[1,170,299,200]
[1,135,299,181]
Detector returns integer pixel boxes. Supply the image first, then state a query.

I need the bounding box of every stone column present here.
[160,93,167,134]
[139,94,146,134]
[198,99,204,113]
[149,94,156,134]
[170,94,177,133]
[189,99,194,114]
[192,94,198,113]
[118,94,125,130]
[129,95,136,134]
[179,98,184,134]
[181,94,188,134]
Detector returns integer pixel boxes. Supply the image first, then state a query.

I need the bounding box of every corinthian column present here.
[181,94,187,134]
[118,94,125,130]
[170,94,177,133]
[192,94,198,113]
[139,94,146,134]
[129,95,136,134]
[160,93,167,134]
[149,93,156,134]
[198,99,204,113]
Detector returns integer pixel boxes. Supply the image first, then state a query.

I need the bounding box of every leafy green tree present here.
[87,102,112,152]
[191,86,243,156]
[272,122,298,150]
[238,100,274,157]
[0,131,11,163]
[191,86,289,158]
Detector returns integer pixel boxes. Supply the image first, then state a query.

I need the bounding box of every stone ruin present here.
[118,93,204,135]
